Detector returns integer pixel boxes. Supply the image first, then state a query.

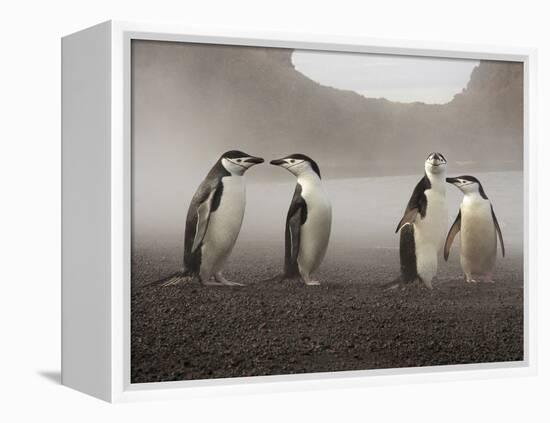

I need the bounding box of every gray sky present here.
[292,50,479,104]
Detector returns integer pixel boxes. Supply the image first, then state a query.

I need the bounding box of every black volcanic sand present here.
[131,248,523,384]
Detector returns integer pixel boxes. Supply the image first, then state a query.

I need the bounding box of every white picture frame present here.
[61,20,537,403]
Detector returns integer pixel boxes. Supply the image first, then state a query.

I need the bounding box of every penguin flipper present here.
[396,176,430,233]
[491,205,505,257]
[444,210,461,261]
[284,184,307,275]
[288,208,302,267]
[191,183,221,253]
[395,208,418,233]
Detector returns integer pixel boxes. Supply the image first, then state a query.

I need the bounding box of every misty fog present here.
[131,40,523,284]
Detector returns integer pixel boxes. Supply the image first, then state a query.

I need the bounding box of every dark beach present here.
[131,243,523,383]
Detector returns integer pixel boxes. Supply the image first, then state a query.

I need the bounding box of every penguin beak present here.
[446,177,459,185]
[243,156,264,165]
[270,158,286,166]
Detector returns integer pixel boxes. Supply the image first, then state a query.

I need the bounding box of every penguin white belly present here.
[414,189,447,283]
[200,176,246,277]
[297,187,332,276]
[460,202,497,276]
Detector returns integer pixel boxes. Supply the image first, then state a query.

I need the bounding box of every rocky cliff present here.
[133,41,523,177]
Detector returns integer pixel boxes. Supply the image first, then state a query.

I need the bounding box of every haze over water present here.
[135,171,523,286]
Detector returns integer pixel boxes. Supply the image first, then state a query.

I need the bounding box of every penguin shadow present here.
[37,370,61,384]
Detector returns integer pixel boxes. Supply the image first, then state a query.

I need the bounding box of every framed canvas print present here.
[61,21,537,402]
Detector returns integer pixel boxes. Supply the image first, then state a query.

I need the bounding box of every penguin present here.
[269,154,332,285]
[444,176,505,283]
[160,150,264,287]
[395,152,448,289]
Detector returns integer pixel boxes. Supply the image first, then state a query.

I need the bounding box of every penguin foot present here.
[260,273,286,283]
[160,275,194,287]
[422,279,434,290]
[262,273,319,286]
[382,278,424,291]
[214,272,245,287]
[481,274,495,283]
[301,274,321,286]
[464,274,477,284]
[406,279,433,290]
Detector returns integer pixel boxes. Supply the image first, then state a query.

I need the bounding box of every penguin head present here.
[425,152,447,174]
[220,150,264,175]
[446,175,488,198]
[270,154,321,178]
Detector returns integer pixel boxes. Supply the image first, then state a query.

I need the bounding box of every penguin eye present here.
[289,159,295,164]
[236,159,242,163]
